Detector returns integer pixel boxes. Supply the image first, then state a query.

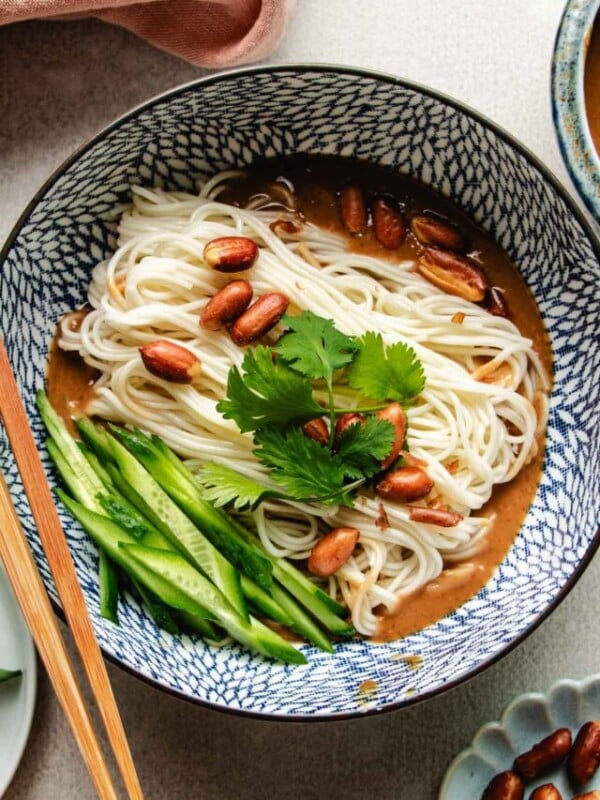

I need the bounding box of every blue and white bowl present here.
[552,0,600,221]
[1,66,599,719]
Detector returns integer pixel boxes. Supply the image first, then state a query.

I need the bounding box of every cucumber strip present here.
[130,578,181,636]
[273,566,354,638]
[47,438,103,514]
[174,610,221,639]
[59,492,217,623]
[111,427,273,590]
[122,543,306,665]
[0,669,22,683]
[273,558,347,617]
[78,442,114,488]
[76,417,114,464]
[36,392,104,501]
[99,549,120,624]
[226,512,347,618]
[270,584,333,653]
[240,575,294,627]
[98,488,172,550]
[106,433,247,620]
[47,437,120,623]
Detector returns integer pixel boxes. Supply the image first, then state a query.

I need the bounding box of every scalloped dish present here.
[440,675,600,798]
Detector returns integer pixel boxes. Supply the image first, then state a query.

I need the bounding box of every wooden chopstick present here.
[0,473,119,800]
[0,339,144,800]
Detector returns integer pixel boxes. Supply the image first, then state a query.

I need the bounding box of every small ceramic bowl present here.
[552,0,600,220]
[440,674,600,799]
[1,66,600,719]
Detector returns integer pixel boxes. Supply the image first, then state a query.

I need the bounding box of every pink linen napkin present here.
[0,0,294,67]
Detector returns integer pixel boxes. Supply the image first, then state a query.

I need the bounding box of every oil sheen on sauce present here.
[585,12,600,157]
[47,155,553,641]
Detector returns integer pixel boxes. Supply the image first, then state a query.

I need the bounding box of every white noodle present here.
[60,176,549,636]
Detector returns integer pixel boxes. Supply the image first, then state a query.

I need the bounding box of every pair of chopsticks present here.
[0,339,143,800]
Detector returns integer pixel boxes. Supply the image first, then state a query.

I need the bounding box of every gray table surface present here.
[1,1,599,798]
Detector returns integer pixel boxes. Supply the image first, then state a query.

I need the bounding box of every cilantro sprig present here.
[203,311,425,509]
[347,331,425,403]
[216,346,322,433]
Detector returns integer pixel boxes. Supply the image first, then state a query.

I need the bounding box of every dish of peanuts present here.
[440,676,600,800]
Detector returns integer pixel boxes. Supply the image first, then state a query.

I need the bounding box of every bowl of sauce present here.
[552,0,600,221]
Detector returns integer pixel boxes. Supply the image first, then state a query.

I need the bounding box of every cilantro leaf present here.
[336,417,395,479]
[277,311,358,380]
[347,332,425,403]
[217,346,323,433]
[253,427,354,506]
[199,462,284,510]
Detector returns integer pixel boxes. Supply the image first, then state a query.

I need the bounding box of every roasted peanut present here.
[302,418,329,446]
[418,247,489,302]
[486,286,511,318]
[200,280,253,330]
[376,466,434,503]
[411,214,467,252]
[568,721,600,786]
[139,340,201,384]
[270,219,302,238]
[481,770,524,800]
[340,186,367,235]
[372,196,406,249]
[513,728,572,780]
[308,527,359,577]
[230,293,289,346]
[377,402,406,469]
[407,506,463,527]
[203,236,259,273]
[334,412,365,446]
[529,784,562,800]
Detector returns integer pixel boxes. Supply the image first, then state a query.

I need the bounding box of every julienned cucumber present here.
[59,493,219,627]
[110,427,273,591]
[106,433,248,621]
[43,408,120,623]
[122,544,307,665]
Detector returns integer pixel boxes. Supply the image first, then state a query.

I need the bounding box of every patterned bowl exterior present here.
[440,674,600,798]
[552,0,600,221]
[1,66,599,719]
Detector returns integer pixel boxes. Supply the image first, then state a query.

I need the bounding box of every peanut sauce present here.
[46,155,553,641]
[585,12,600,157]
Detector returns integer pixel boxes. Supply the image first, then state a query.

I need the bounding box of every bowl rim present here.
[551,0,600,221]
[2,63,600,722]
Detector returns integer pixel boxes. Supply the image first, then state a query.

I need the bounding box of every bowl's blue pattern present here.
[1,67,599,718]
[552,0,600,221]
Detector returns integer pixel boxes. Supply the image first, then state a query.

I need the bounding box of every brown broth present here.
[585,12,600,157]
[47,155,552,640]
[46,311,98,436]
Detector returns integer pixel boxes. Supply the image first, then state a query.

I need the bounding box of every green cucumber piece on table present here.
[106,432,247,620]
[59,492,217,624]
[0,669,22,683]
[110,427,273,591]
[122,543,306,665]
